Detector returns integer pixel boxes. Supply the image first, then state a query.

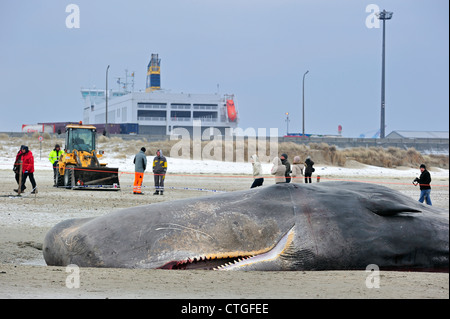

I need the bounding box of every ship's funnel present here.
[146,53,161,92]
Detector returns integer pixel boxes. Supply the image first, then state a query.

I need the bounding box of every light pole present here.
[105,65,110,137]
[302,70,309,137]
[285,112,290,135]
[376,10,393,139]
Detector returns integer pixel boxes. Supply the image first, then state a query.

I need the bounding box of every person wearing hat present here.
[270,156,286,184]
[304,156,315,183]
[290,156,304,183]
[133,147,147,194]
[48,144,65,187]
[153,149,167,195]
[280,153,291,183]
[250,154,264,188]
[413,164,432,206]
[14,146,37,194]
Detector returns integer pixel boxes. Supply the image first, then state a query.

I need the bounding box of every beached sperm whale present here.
[43,182,449,272]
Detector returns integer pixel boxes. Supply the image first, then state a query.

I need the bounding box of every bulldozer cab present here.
[66,126,96,153]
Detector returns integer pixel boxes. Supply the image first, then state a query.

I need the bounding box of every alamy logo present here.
[65,4,80,29]
[365,4,381,29]
[66,264,80,288]
[170,122,279,162]
[365,264,380,288]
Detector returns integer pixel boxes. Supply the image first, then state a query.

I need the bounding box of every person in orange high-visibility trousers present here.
[133,147,147,194]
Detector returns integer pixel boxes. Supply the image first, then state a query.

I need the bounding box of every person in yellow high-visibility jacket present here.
[152,149,167,195]
[48,144,64,186]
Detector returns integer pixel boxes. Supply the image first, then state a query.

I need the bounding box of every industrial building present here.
[385,131,449,139]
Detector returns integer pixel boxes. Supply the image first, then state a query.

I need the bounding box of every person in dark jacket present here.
[414,164,432,205]
[153,149,167,195]
[304,156,315,183]
[14,146,37,194]
[133,147,147,194]
[280,153,291,183]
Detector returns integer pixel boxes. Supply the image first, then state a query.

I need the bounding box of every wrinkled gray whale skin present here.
[43,182,449,272]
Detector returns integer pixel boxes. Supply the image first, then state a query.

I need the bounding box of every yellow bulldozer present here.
[56,123,120,190]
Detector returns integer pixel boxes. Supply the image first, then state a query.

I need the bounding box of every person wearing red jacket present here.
[14,146,38,194]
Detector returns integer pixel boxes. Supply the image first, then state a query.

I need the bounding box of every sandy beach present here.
[0,163,448,299]
[1,0,448,307]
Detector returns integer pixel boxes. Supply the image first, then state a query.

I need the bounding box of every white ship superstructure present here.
[82,54,238,135]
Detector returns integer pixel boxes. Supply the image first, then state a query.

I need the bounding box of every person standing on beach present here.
[414,164,432,206]
[290,156,304,183]
[304,156,315,183]
[280,153,291,183]
[133,147,147,195]
[14,146,37,194]
[271,157,286,184]
[13,145,25,189]
[153,149,167,195]
[48,144,64,187]
[250,154,264,188]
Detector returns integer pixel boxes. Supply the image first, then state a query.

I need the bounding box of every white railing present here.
[138,117,166,121]
[194,117,218,123]
[138,117,219,123]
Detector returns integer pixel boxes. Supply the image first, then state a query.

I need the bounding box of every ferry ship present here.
[82,54,239,136]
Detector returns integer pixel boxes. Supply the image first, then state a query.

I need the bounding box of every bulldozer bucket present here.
[73,166,120,190]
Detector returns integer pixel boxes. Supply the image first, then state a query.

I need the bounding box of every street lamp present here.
[302,70,309,137]
[285,112,290,135]
[105,65,110,137]
[376,9,393,139]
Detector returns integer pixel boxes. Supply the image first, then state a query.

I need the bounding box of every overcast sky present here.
[0,0,448,137]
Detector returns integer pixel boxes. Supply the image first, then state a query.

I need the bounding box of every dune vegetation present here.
[1,133,448,169]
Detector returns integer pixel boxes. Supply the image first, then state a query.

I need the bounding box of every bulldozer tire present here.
[56,169,64,187]
[64,166,75,189]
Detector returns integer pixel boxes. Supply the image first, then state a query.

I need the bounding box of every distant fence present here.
[2,132,448,154]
